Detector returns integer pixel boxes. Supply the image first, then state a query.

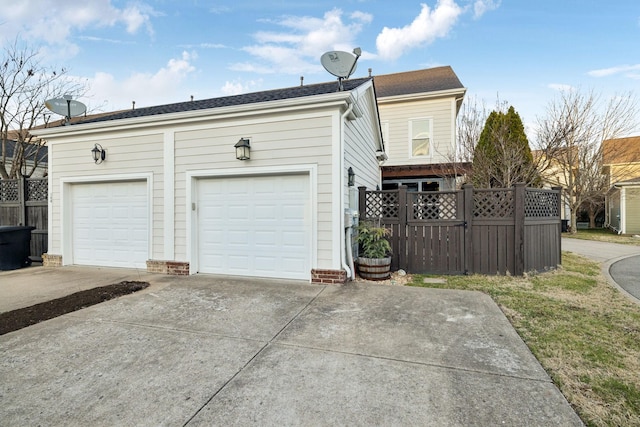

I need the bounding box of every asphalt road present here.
[610,255,640,300]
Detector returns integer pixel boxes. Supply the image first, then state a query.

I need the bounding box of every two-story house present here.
[373,66,467,191]
[603,136,640,234]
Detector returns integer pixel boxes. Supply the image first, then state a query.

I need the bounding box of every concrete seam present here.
[182,284,329,426]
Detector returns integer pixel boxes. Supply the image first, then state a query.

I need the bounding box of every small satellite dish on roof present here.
[45,95,87,125]
[321,47,362,90]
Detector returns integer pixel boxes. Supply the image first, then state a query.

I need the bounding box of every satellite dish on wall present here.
[45,96,87,124]
[321,48,362,91]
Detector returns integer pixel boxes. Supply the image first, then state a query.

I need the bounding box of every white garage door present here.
[71,181,149,268]
[197,174,310,280]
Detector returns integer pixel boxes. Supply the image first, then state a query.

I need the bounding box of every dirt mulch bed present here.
[0,281,149,336]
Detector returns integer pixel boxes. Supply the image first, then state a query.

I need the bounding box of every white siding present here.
[344,88,382,193]
[378,97,455,166]
[49,133,164,259]
[173,112,335,270]
[625,187,640,234]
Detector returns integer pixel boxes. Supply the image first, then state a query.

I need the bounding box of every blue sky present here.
[1,0,639,140]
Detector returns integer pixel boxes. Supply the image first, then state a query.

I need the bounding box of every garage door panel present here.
[71,181,148,268]
[197,174,310,280]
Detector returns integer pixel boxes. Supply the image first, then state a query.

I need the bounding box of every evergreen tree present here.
[472,106,539,188]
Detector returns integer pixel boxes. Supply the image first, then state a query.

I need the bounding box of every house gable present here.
[373,66,466,191]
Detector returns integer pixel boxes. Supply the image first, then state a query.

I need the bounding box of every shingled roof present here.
[73,77,372,126]
[0,139,48,163]
[603,136,640,165]
[373,66,464,98]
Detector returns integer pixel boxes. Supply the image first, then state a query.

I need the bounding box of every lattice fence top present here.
[0,180,19,202]
[365,191,399,219]
[525,189,559,218]
[473,189,514,218]
[409,191,458,220]
[27,179,48,201]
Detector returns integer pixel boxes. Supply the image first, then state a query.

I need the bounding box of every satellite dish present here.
[45,97,87,119]
[321,50,359,78]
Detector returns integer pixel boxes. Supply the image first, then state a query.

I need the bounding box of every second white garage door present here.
[196,174,311,280]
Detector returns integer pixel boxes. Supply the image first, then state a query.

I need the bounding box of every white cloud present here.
[0,0,158,48]
[472,0,501,19]
[548,83,574,92]
[85,51,197,111]
[588,64,640,78]
[220,79,263,96]
[375,0,463,61]
[235,8,372,75]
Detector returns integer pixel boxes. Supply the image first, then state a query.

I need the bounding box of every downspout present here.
[340,102,355,280]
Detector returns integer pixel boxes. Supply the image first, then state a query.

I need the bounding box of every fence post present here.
[514,183,526,275]
[398,185,408,271]
[19,177,27,226]
[462,184,474,274]
[358,186,367,220]
[552,186,563,264]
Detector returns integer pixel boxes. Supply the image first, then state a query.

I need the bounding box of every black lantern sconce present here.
[91,143,106,164]
[347,167,355,187]
[235,138,251,160]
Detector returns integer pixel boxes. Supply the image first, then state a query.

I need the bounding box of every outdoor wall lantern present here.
[348,167,355,186]
[235,138,251,160]
[91,143,106,164]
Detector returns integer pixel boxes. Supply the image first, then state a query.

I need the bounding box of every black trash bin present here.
[0,226,35,270]
[561,219,569,233]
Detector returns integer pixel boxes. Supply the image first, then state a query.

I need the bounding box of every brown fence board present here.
[359,184,561,276]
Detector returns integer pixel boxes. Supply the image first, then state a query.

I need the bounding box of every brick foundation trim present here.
[311,269,348,284]
[42,254,62,267]
[146,260,190,275]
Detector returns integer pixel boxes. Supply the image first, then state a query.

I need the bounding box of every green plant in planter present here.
[356,220,391,259]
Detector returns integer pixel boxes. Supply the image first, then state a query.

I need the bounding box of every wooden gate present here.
[359,184,561,276]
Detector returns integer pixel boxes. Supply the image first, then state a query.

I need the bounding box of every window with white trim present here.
[410,118,432,157]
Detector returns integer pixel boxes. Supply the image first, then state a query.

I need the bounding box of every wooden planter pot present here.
[357,257,392,280]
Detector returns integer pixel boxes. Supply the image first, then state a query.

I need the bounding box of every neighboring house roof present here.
[65,78,372,126]
[373,66,465,98]
[603,136,640,165]
[0,139,48,163]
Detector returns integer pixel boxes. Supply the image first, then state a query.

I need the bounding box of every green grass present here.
[409,252,640,426]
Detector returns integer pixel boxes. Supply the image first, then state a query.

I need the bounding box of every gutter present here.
[340,102,355,280]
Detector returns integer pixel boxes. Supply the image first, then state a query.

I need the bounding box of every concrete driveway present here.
[0,268,582,426]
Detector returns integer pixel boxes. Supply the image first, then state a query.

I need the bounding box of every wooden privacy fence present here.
[358,183,561,276]
[0,178,48,261]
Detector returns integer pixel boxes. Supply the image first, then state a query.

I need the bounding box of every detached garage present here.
[36,78,384,283]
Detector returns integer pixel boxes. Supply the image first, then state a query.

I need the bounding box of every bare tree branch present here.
[535,89,640,232]
[0,39,88,179]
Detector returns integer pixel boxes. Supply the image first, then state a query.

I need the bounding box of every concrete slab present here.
[0,271,583,426]
[69,276,323,340]
[190,344,581,426]
[0,265,170,312]
[277,283,549,380]
[0,316,264,426]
